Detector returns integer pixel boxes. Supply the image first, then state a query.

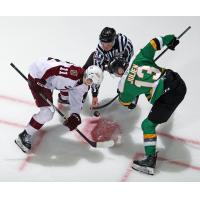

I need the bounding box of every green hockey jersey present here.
[118,34,175,106]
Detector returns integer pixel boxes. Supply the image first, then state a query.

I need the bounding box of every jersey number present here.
[135,65,161,88]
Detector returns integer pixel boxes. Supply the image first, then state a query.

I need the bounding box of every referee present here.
[83,27,134,108]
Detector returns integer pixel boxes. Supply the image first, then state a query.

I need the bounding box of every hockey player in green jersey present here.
[113,34,187,175]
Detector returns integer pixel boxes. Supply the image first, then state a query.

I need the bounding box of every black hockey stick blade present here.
[75,128,115,148]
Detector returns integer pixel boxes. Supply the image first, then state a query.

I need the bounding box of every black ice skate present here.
[15,130,32,153]
[58,93,70,105]
[132,153,157,175]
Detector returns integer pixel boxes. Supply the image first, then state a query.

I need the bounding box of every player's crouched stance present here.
[15,57,103,153]
[116,35,187,175]
[132,69,186,175]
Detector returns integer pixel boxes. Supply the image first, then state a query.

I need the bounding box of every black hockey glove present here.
[102,60,110,71]
[127,96,139,110]
[63,113,81,131]
[128,103,136,110]
[167,36,179,50]
[108,57,128,74]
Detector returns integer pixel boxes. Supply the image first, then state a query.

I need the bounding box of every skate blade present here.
[132,163,154,175]
[15,139,30,153]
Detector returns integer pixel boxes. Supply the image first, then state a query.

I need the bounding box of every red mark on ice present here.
[159,156,200,171]
[80,116,121,143]
[0,94,35,106]
[1,94,200,146]
[120,153,140,182]
[0,119,45,171]
[2,94,200,175]
[158,131,200,146]
[19,130,46,171]
[135,152,200,171]
[0,119,25,128]
[121,152,200,181]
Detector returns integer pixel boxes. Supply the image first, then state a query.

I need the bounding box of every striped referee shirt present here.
[94,33,134,70]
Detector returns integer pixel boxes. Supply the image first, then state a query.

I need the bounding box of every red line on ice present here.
[120,152,200,181]
[0,119,25,128]
[158,131,200,146]
[19,130,46,171]
[2,95,200,173]
[0,118,45,171]
[2,94,200,147]
[120,153,140,182]
[135,152,200,171]
[0,94,35,106]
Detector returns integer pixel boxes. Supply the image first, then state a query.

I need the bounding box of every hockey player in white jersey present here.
[15,57,103,153]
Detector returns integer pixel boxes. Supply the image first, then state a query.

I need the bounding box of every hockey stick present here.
[92,94,119,110]
[93,26,191,110]
[10,63,114,148]
[154,26,191,61]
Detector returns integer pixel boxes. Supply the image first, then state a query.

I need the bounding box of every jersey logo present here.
[70,70,78,77]
[59,66,68,75]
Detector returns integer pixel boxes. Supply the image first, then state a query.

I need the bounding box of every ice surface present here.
[0,17,200,181]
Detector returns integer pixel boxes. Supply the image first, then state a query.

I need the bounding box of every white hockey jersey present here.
[29,57,88,114]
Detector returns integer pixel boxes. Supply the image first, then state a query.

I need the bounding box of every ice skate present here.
[15,130,32,153]
[132,153,157,175]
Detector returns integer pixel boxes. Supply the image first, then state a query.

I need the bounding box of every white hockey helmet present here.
[84,65,104,85]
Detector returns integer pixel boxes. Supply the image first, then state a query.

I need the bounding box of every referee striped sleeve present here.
[94,51,104,66]
[124,39,134,61]
[118,34,123,52]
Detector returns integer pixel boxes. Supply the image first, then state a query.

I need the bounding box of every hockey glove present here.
[128,103,136,110]
[167,37,179,50]
[102,60,110,71]
[29,77,47,93]
[108,57,128,75]
[63,113,81,131]
[127,96,139,110]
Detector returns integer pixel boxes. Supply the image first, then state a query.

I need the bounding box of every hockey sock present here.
[142,118,158,156]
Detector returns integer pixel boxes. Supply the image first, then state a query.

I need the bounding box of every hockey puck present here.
[93,111,100,117]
